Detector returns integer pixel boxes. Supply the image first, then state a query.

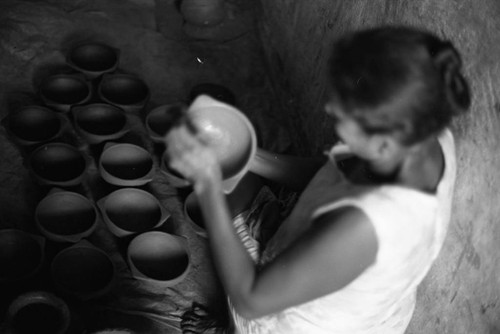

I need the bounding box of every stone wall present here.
[257,1,500,333]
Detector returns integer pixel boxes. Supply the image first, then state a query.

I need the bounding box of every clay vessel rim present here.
[39,74,92,109]
[35,191,98,243]
[97,188,170,237]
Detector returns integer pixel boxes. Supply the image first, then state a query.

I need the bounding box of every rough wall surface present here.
[257,1,500,333]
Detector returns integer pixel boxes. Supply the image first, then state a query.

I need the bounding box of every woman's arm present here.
[166,125,378,320]
[249,148,326,191]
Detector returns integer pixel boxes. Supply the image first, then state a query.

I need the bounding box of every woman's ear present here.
[373,134,401,159]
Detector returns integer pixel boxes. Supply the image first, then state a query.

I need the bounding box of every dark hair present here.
[328,26,471,145]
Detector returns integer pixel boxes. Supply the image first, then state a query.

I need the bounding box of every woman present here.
[166,26,471,334]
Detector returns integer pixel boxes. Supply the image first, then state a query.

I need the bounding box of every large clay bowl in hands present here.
[35,189,98,243]
[5,291,70,334]
[67,42,120,79]
[127,231,190,286]
[29,143,88,187]
[98,74,150,113]
[2,105,66,146]
[39,74,91,113]
[97,188,169,238]
[186,95,257,193]
[0,229,45,283]
[72,103,129,144]
[98,143,154,186]
[51,240,115,300]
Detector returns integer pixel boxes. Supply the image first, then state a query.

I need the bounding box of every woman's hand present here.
[165,123,223,189]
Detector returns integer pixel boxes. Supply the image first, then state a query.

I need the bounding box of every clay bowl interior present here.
[35,191,97,242]
[7,291,70,334]
[0,229,44,282]
[99,143,153,185]
[29,143,87,185]
[99,188,166,235]
[189,101,256,179]
[189,83,236,106]
[39,75,91,109]
[4,106,63,144]
[51,242,114,297]
[68,42,119,75]
[127,231,189,284]
[98,75,149,109]
[184,192,206,230]
[73,103,127,142]
[145,103,186,142]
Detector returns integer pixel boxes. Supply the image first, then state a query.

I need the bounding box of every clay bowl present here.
[67,42,120,79]
[127,231,190,286]
[0,229,45,283]
[183,192,207,238]
[98,74,150,113]
[35,189,98,243]
[189,83,236,106]
[186,94,257,193]
[1,105,66,146]
[72,103,129,144]
[29,143,88,187]
[145,103,187,143]
[5,291,70,334]
[160,152,191,188]
[39,74,92,113]
[99,143,154,186]
[97,188,169,238]
[51,240,115,300]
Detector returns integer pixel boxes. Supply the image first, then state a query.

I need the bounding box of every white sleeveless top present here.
[230,129,456,334]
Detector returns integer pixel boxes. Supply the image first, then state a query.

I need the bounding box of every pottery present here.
[39,74,92,113]
[1,105,66,146]
[99,142,154,186]
[5,291,70,334]
[185,95,257,193]
[127,231,190,286]
[51,240,115,299]
[145,103,188,143]
[72,103,129,144]
[97,188,169,238]
[183,191,207,238]
[189,83,236,105]
[35,188,98,243]
[98,74,150,113]
[67,42,120,79]
[29,143,88,187]
[0,229,45,283]
[180,0,226,26]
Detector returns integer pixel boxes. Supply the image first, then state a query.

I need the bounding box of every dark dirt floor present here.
[0,0,293,332]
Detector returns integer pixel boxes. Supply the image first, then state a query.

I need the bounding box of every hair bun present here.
[432,42,471,114]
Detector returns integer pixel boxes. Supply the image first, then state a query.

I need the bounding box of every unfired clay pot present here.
[98,142,154,186]
[39,74,92,113]
[67,42,120,80]
[183,95,257,193]
[97,188,170,238]
[145,102,187,143]
[72,103,129,144]
[1,105,66,146]
[5,291,70,334]
[127,231,190,286]
[51,240,115,300]
[180,0,226,26]
[98,74,150,113]
[28,142,88,187]
[35,188,98,243]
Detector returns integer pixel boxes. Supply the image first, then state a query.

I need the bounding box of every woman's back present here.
[230,129,456,334]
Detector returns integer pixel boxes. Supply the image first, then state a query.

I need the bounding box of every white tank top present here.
[231,129,456,334]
